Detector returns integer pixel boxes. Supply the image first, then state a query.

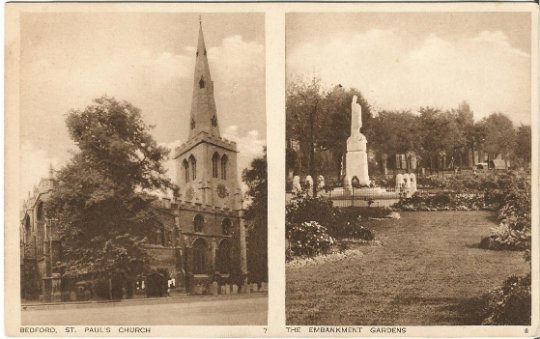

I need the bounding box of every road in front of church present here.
[22,294,267,325]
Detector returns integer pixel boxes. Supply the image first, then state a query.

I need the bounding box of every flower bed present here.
[394,191,490,211]
[287,221,334,258]
[286,249,364,269]
[286,196,388,260]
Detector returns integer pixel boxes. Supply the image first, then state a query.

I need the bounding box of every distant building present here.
[20,21,248,301]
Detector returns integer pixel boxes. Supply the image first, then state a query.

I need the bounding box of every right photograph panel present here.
[285,12,532,326]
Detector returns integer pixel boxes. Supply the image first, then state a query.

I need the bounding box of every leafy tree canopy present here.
[47,96,176,278]
[515,125,531,163]
[480,112,516,159]
[286,79,372,150]
[286,78,371,184]
[286,78,530,177]
[370,110,420,155]
[242,148,267,283]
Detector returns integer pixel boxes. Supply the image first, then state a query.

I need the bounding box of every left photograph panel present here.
[13,10,267,326]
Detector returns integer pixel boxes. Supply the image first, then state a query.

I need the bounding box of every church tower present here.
[175,20,241,210]
[173,19,247,290]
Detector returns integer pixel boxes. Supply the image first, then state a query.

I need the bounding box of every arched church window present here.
[192,238,207,274]
[37,202,45,221]
[221,155,228,180]
[216,240,231,274]
[221,218,232,235]
[189,155,197,180]
[199,76,205,89]
[183,159,189,183]
[212,153,220,178]
[193,214,204,233]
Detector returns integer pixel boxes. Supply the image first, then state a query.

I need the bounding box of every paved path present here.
[22,294,267,325]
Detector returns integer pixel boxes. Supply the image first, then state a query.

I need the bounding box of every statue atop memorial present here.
[351,95,362,135]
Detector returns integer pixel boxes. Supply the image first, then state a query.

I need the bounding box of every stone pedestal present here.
[345,133,370,187]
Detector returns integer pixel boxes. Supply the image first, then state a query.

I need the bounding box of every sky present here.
[287,12,532,125]
[19,12,265,197]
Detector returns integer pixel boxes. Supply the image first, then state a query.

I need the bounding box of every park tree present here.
[243,148,267,283]
[370,110,420,170]
[418,107,445,169]
[515,125,531,164]
[47,96,176,286]
[418,107,464,170]
[470,121,488,164]
[286,77,324,193]
[440,110,466,167]
[481,113,516,168]
[286,79,371,190]
[452,101,476,166]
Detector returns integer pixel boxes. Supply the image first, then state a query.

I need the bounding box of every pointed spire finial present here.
[189,15,220,138]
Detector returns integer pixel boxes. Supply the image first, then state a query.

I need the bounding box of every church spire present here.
[189,18,220,138]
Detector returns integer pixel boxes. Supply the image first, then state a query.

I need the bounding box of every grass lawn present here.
[286,211,530,325]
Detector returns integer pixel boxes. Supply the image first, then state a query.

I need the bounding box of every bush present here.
[286,196,379,240]
[477,173,531,325]
[395,171,530,212]
[481,177,531,251]
[497,179,531,231]
[394,191,487,211]
[287,221,333,258]
[414,171,529,193]
[286,196,338,229]
[479,223,530,251]
[335,221,375,240]
[482,274,531,325]
[369,175,393,188]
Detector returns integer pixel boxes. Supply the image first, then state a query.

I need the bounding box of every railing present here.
[329,197,399,208]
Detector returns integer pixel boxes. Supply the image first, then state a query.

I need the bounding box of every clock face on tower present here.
[217,184,229,199]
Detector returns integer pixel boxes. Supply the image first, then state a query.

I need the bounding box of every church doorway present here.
[192,238,208,274]
[146,271,167,298]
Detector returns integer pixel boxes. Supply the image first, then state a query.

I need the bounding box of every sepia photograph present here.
[12,10,268,326]
[5,2,539,337]
[285,11,534,326]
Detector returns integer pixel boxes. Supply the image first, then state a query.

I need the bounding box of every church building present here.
[167,19,247,293]
[20,21,248,301]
